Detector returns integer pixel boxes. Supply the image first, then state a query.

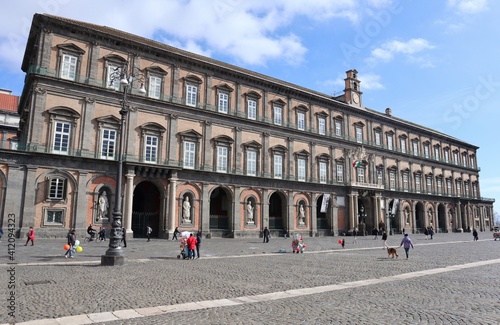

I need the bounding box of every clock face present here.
[352,93,359,104]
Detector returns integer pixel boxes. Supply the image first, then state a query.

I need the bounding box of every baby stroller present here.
[177,234,189,259]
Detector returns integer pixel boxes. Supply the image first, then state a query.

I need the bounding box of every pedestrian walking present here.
[341,238,345,249]
[172,227,179,240]
[472,228,478,241]
[381,231,388,249]
[196,232,202,258]
[352,228,358,243]
[25,226,35,246]
[424,227,429,240]
[372,227,378,239]
[186,233,197,259]
[399,233,414,259]
[65,230,76,258]
[428,226,434,240]
[121,227,127,247]
[146,225,152,242]
[263,227,270,243]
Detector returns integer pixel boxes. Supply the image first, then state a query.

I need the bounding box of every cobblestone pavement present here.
[0,232,499,324]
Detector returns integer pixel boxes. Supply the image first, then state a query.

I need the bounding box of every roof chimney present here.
[385,107,392,116]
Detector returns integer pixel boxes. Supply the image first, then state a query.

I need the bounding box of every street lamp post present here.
[101,61,145,266]
[359,205,367,236]
[387,212,393,235]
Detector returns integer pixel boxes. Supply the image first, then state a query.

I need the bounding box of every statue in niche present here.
[246,201,254,223]
[97,192,109,221]
[182,196,191,223]
[428,210,433,225]
[298,204,306,225]
[405,209,410,224]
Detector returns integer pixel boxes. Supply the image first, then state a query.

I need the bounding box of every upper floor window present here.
[183,141,196,169]
[389,170,396,190]
[335,119,342,137]
[336,163,344,183]
[57,44,84,82]
[148,75,162,99]
[246,150,257,176]
[218,92,229,114]
[400,137,406,153]
[47,177,67,200]
[318,117,326,135]
[426,176,433,194]
[415,174,421,193]
[297,157,306,181]
[144,135,158,163]
[273,154,283,179]
[247,99,257,120]
[297,111,305,131]
[387,134,393,150]
[355,125,363,143]
[446,179,452,195]
[412,140,419,156]
[213,135,234,173]
[456,180,462,195]
[470,156,475,168]
[106,64,121,91]
[61,54,77,81]
[423,143,430,158]
[374,131,381,146]
[444,148,450,163]
[100,128,117,160]
[319,161,327,184]
[434,146,440,161]
[216,146,228,173]
[437,177,443,194]
[274,106,283,126]
[453,151,459,165]
[376,166,383,184]
[402,172,409,191]
[357,167,365,183]
[472,183,478,197]
[53,121,71,155]
[462,153,467,167]
[184,75,202,107]
[465,182,470,196]
[179,129,202,169]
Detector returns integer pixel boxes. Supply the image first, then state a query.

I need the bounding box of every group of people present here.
[86,224,106,241]
[424,226,435,240]
[180,232,202,259]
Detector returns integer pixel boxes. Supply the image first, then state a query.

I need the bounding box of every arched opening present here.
[209,186,231,236]
[132,181,160,238]
[269,192,286,231]
[415,202,425,232]
[438,204,447,233]
[316,194,330,231]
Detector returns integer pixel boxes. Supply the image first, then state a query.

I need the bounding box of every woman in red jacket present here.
[25,226,35,246]
[186,233,197,259]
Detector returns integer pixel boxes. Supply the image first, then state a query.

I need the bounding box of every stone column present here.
[202,183,210,236]
[168,175,177,236]
[311,194,318,236]
[233,186,241,237]
[75,172,88,232]
[124,167,135,235]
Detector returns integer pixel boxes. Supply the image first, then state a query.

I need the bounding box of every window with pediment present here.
[295,105,308,131]
[373,127,382,146]
[179,130,202,169]
[294,150,310,182]
[140,123,166,164]
[414,172,422,193]
[386,131,394,150]
[96,115,120,160]
[271,145,287,179]
[47,107,80,155]
[244,141,262,176]
[354,122,364,144]
[317,154,330,184]
[213,135,234,173]
[216,84,234,114]
[272,99,286,126]
[334,116,343,137]
[57,44,85,81]
[145,66,167,100]
[245,91,261,121]
[184,75,203,107]
[399,135,407,153]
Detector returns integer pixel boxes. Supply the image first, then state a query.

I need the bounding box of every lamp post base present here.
[101,255,125,266]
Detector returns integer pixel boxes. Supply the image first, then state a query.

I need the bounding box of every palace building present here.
[0,13,494,239]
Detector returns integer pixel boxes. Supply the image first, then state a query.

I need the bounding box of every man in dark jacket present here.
[263,227,270,243]
[196,232,202,258]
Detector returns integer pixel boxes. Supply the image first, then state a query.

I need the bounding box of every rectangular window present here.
[319,162,327,184]
[318,117,326,135]
[53,121,70,155]
[183,141,196,169]
[437,178,442,194]
[356,126,363,143]
[357,168,365,183]
[218,93,229,114]
[424,144,430,158]
[49,178,66,200]
[149,75,161,99]
[375,132,381,146]
[413,141,419,156]
[434,147,440,161]
[46,210,63,224]
[274,155,283,179]
[186,84,197,107]
[426,177,432,194]
[473,183,478,197]
[145,135,158,163]
[444,150,450,163]
[387,135,393,150]
[247,99,257,120]
[456,181,461,195]
[415,175,421,193]
[470,156,475,168]
[465,183,470,196]
[400,138,406,153]
[297,158,306,181]
[447,179,452,195]
[462,155,467,167]
[453,152,458,165]
[247,150,257,176]
[217,146,228,173]
[389,171,395,190]
[403,173,409,191]
[61,54,77,81]
[274,106,282,126]
[336,164,344,183]
[335,120,342,136]
[297,112,305,131]
[101,129,116,159]
[107,65,120,90]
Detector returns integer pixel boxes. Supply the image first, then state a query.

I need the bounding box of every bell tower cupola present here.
[344,69,362,107]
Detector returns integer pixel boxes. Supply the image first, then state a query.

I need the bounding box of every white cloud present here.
[368,38,435,64]
[447,0,488,14]
[359,73,384,90]
[319,72,384,95]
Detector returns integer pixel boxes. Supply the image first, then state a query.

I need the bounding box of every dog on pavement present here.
[387,247,398,258]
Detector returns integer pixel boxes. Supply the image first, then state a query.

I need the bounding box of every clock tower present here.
[344,69,362,107]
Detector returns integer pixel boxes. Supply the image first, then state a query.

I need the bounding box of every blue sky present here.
[0,0,498,217]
